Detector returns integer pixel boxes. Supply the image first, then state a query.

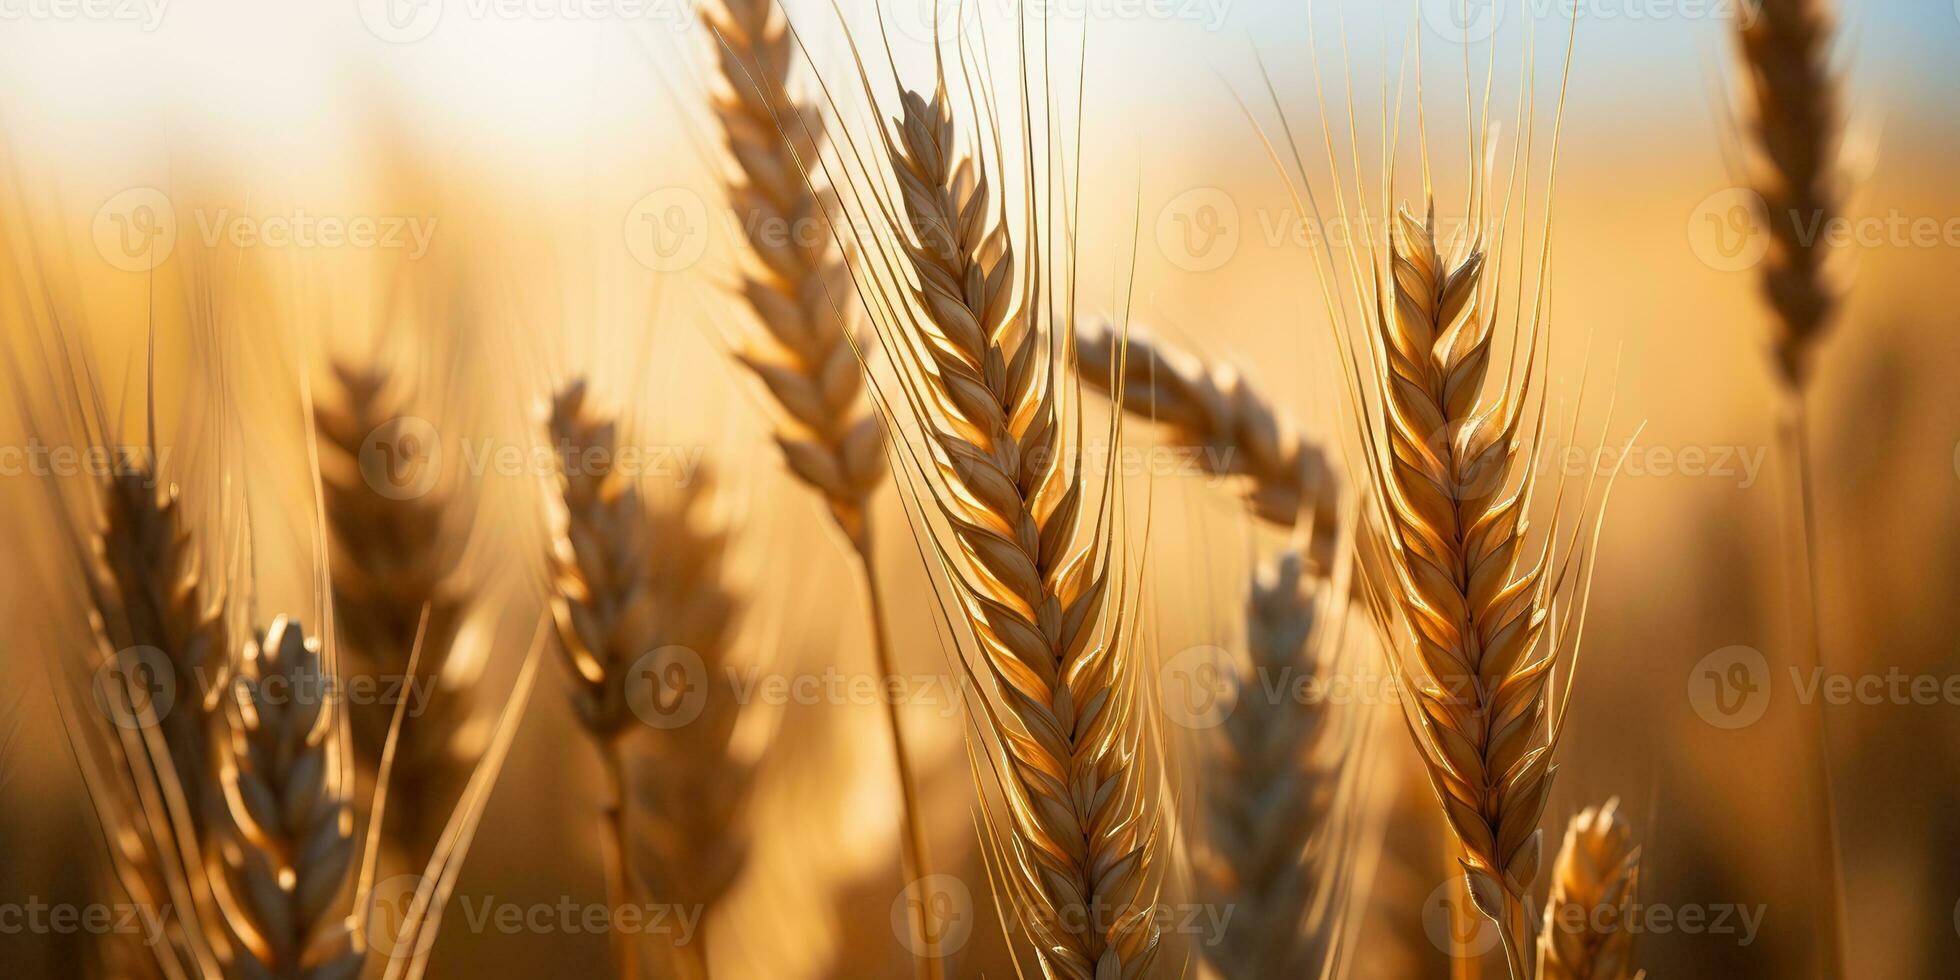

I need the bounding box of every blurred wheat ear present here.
[1076,322,1378,977]
[544,380,752,980]
[1537,800,1641,980]
[1732,1,1852,971]
[315,361,481,863]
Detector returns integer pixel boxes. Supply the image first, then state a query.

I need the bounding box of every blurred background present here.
[0,0,1956,976]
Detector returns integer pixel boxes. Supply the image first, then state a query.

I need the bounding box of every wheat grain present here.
[872,78,1161,979]
[702,0,885,549]
[1735,0,1845,391]
[208,615,364,980]
[1537,799,1641,980]
[1076,320,1338,549]
[315,361,477,861]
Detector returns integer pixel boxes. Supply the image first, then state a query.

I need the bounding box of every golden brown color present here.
[1537,800,1641,980]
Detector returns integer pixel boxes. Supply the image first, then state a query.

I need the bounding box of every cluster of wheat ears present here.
[4,0,1857,977]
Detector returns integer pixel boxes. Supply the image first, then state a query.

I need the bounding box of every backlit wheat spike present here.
[1735,0,1846,391]
[628,482,749,980]
[1194,546,1363,978]
[879,79,1161,979]
[1076,320,1339,549]
[1537,800,1641,980]
[315,361,476,859]
[703,0,886,549]
[209,616,363,980]
[88,466,232,830]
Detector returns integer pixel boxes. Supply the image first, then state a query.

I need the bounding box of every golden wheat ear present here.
[1537,799,1641,980]
[314,359,482,862]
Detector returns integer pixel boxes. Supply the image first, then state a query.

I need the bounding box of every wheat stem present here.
[600,741,642,980]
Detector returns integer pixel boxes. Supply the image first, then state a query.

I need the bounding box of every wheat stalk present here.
[1733,2,1850,971]
[855,72,1162,978]
[1076,320,1339,554]
[315,361,478,862]
[207,615,364,980]
[1537,800,1641,980]
[696,11,949,978]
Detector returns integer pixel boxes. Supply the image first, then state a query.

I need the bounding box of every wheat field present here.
[0,1,1957,978]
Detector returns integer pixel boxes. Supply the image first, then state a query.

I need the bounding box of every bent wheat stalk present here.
[697,8,935,978]
[1733,2,1850,971]
[1537,800,1641,980]
[315,361,477,862]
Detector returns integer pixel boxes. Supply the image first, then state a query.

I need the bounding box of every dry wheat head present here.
[880,80,1161,979]
[1735,0,1845,390]
[315,361,475,854]
[704,0,886,548]
[209,616,363,980]
[1538,799,1641,980]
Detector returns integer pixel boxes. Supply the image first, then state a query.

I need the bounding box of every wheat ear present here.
[208,616,364,980]
[872,78,1161,978]
[1076,320,1339,555]
[1733,2,1850,970]
[315,361,476,861]
[698,10,943,978]
[1537,800,1641,980]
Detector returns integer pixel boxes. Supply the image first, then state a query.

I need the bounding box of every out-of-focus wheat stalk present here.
[697,8,943,978]
[1537,800,1641,980]
[1733,2,1850,971]
[839,65,1163,976]
[1074,322,1374,977]
[208,616,364,980]
[315,362,479,862]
